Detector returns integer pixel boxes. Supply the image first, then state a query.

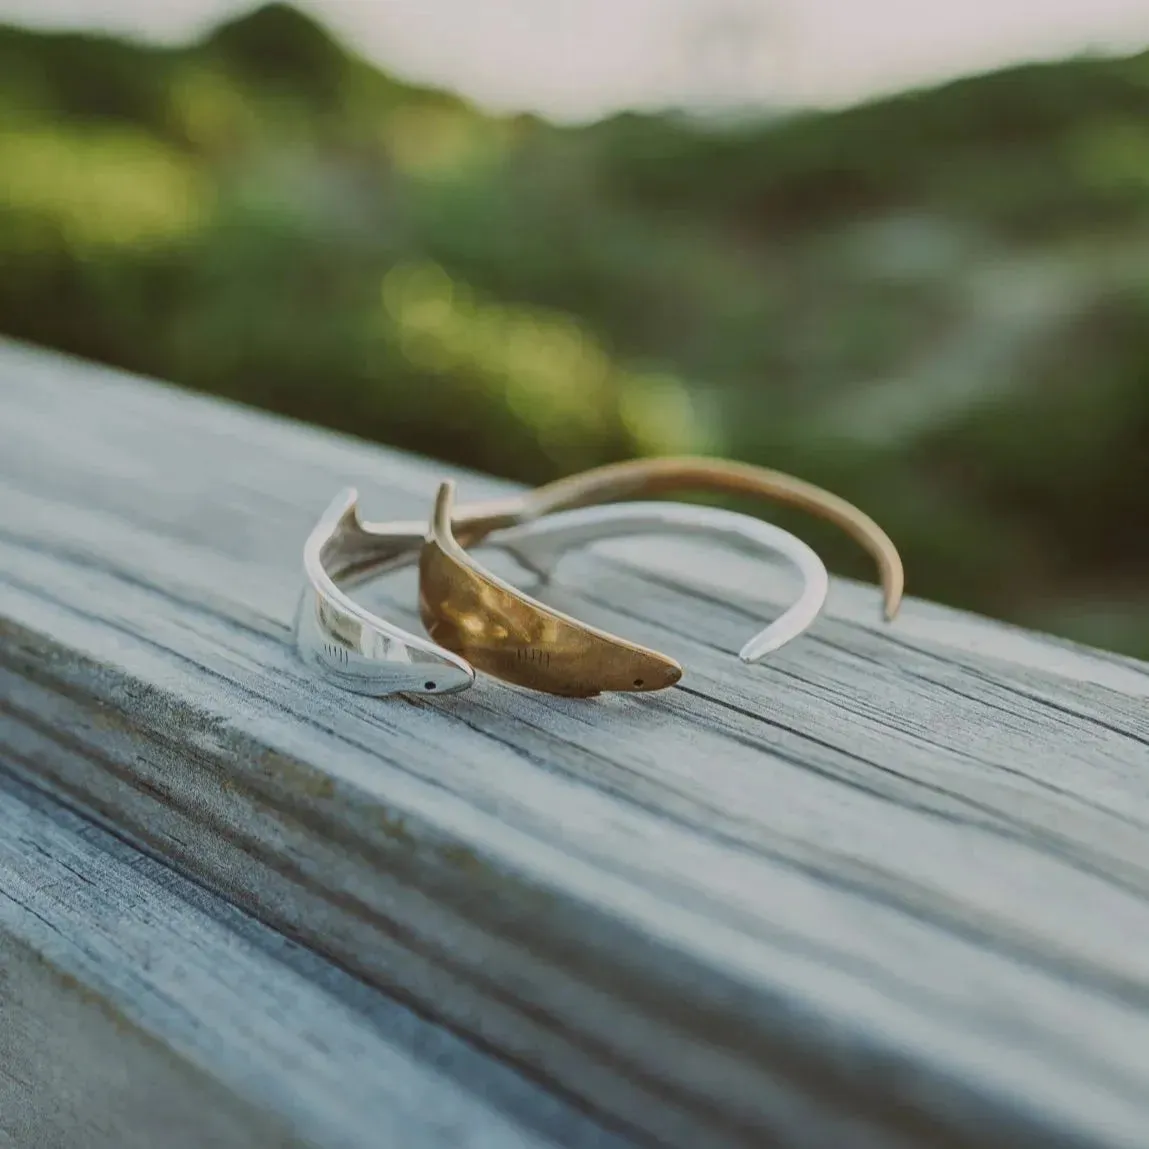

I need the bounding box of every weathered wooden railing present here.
[1,338,1148,1149]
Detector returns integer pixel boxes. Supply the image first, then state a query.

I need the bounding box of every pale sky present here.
[3,0,1149,119]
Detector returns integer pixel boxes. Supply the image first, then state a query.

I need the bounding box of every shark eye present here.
[633,678,644,687]
[424,681,437,691]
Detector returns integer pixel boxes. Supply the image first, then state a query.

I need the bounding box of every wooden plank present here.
[2,337,1149,1148]
[0,770,630,1149]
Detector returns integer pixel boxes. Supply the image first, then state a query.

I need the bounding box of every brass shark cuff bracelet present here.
[416,457,901,696]
[420,482,836,696]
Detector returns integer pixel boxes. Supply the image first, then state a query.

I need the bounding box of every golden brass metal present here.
[419,456,904,697]
[420,482,682,697]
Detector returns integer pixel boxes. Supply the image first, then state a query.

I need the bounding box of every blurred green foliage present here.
[2,3,1149,654]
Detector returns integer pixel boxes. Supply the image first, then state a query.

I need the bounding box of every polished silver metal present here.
[296,489,476,696]
[295,489,831,696]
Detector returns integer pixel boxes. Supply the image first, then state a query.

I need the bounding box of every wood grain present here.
[0,771,630,1149]
[2,338,1149,1148]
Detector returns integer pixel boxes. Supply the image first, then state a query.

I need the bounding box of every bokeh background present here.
[4,0,1149,654]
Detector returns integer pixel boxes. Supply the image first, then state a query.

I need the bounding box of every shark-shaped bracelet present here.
[420,483,837,695]
[291,452,900,693]
[295,456,902,697]
[296,488,830,696]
